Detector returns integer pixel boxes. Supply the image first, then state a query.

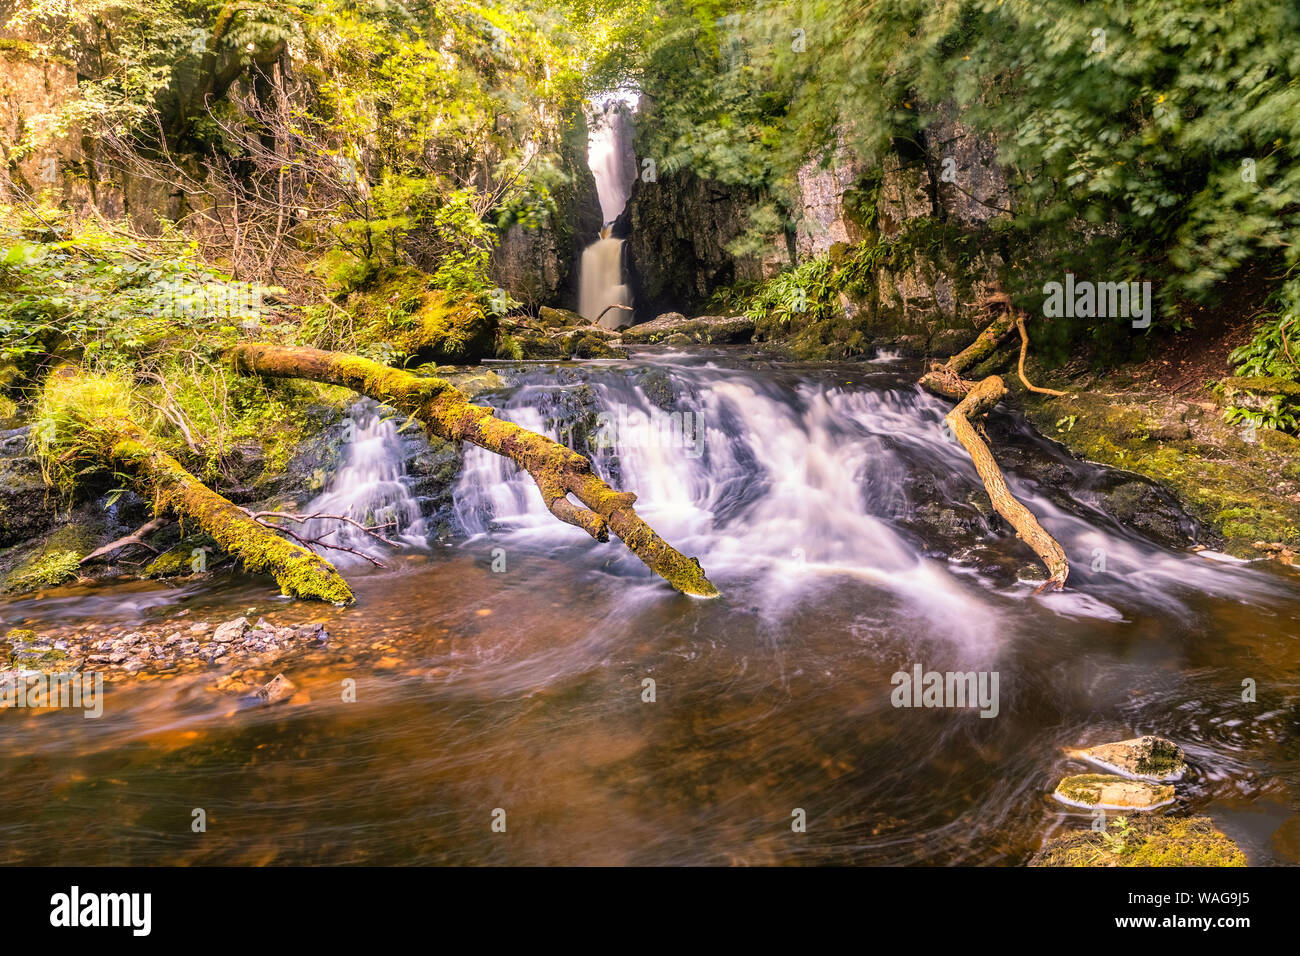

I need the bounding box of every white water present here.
[588,99,637,224]
[579,98,637,328]
[452,358,1286,646]
[302,400,428,564]
[579,236,631,329]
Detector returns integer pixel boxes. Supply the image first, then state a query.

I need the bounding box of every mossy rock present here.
[637,368,676,410]
[1023,387,1299,557]
[1071,735,1186,780]
[0,430,62,548]
[1054,774,1175,810]
[538,306,586,328]
[565,333,628,360]
[621,313,755,345]
[1221,375,1300,401]
[0,525,96,594]
[349,268,495,364]
[1031,815,1247,867]
[2,549,81,594]
[144,535,218,578]
[508,332,567,359]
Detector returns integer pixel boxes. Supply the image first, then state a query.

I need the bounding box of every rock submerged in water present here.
[1031,815,1247,867]
[1069,735,1186,780]
[1053,773,1175,810]
[253,672,296,704]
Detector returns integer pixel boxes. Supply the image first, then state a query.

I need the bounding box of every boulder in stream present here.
[213,617,250,644]
[1068,735,1186,780]
[253,673,296,705]
[1053,773,1175,811]
[620,312,755,345]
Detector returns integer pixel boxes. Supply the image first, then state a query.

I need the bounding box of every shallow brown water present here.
[2,352,1298,865]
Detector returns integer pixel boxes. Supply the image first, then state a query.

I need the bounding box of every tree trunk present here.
[919,304,1070,590]
[945,376,1069,591]
[107,423,354,604]
[231,344,720,598]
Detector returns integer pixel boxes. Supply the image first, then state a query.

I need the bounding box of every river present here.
[2,348,1297,864]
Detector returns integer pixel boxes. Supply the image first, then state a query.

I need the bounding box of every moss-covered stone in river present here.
[564,333,628,360]
[1054,774,1175,809]
[1032,815,1247,867]
[1072,735,1186,779]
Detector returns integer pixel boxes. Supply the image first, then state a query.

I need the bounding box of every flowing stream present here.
[301,398,428,563]
[2,349,1298,865]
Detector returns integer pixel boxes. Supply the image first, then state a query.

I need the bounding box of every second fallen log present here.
[945,375,1069,591]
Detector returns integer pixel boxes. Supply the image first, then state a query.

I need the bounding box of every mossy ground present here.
[346,267,495,364]
[1021,367,1300,560]
[1032,815,1247,867]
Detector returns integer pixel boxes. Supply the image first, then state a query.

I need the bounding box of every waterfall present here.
[300,399,428,564]
[450,358,1279,629]
[579,235,630,329]
[579,97,638,329]
[588,101,637,223]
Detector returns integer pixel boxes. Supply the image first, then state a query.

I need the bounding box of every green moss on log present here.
[231,343,719,597]
[31,369,354,605]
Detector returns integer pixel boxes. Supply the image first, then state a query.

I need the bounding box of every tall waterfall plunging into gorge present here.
[579,97,638,329]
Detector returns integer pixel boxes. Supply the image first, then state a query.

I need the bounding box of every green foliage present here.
[428,189,498,298]
[0,206,276,371]
[28,367,136,494]
[1225,278,1300,432]
[1230,281,1300,381]
[494,160,567,233]
[630,0,1300,315]
[744,256,835,333]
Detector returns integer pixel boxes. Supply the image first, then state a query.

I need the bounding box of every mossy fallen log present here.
[112,437,355,603]
[918,311,1016,399]
[33,370,354,605]
[230,344,720,597]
